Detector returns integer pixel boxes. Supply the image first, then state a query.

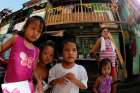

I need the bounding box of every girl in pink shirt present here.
[0,16,45,93]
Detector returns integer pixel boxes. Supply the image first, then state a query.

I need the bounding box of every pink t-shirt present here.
[5,35,39,82]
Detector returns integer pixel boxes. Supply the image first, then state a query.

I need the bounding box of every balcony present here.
[45,3,121,26]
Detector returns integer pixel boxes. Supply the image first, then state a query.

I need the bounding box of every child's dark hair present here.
[61,38,78,52]
[39,40,55,54]
[22,16,45,34]
[99,58,112,75]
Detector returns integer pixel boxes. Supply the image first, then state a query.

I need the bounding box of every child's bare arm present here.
[33,70,44,93]
[0,34,16,53]
[93,87,98,93]
[90,39,100,58]
[36,78,43,93]
[65,73,87,89]
[93,77,100,93]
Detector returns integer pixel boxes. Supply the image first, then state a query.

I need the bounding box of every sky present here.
[0,0,29,12]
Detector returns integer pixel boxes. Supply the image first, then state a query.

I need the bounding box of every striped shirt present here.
[100,39,116,67]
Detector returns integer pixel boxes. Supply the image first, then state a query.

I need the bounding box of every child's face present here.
[63,42,77,63]
[101,63,111,76]
[40,46,54,64]
[101,29,109,39]
[24,20,41,42]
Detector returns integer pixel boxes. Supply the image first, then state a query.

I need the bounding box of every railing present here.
[45,3,120,26]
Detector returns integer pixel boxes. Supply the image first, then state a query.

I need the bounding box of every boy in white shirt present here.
[48,38,88,93]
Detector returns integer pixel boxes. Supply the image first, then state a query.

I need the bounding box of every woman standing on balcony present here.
[91,27,117,93]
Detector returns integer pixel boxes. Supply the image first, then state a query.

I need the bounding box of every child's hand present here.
[65,73,87,89]
[37,78,43,93]
[57,76,69,86]
[65,73,76,82]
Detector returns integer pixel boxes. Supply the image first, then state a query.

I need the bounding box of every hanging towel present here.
[100,37,106,51]
[100,37,116,52]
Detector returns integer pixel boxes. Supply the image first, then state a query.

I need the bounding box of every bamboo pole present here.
[108,32,124,66]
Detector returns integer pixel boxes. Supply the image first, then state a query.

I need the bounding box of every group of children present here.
[0,16,118,93]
